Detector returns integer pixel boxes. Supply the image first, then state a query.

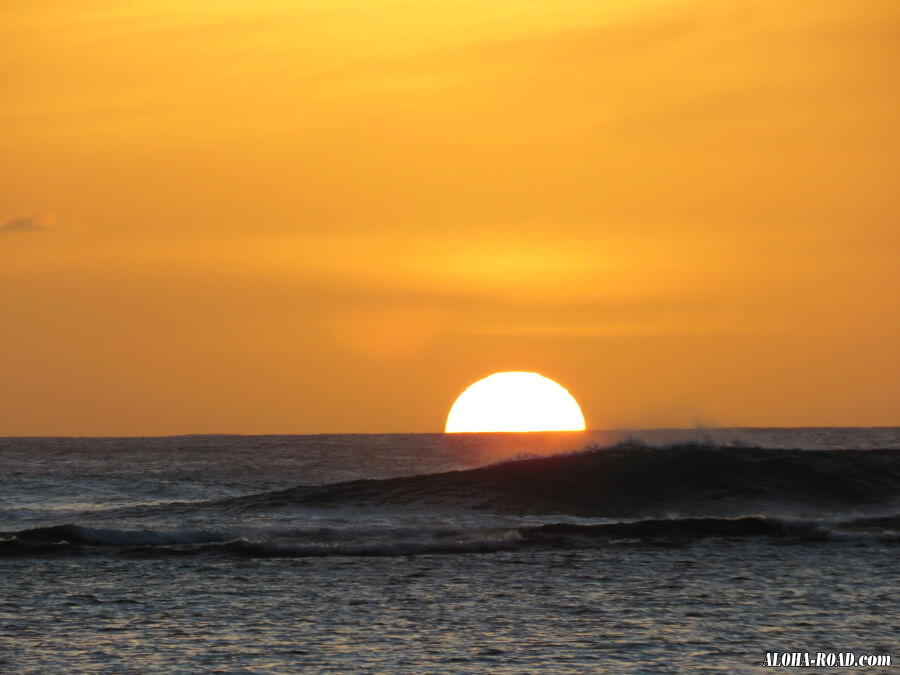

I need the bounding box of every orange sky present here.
[1,0,898,435]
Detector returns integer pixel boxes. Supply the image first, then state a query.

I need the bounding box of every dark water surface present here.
[2,429,899,673]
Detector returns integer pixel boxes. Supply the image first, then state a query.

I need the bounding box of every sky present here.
[1,0,898,435]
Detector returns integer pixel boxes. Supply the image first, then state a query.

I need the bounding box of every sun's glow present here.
[445,372,586,433]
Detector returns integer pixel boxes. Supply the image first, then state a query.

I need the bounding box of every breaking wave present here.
[2,514,898,559]
[6,443,899,559]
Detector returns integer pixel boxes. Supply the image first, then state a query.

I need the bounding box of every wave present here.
[7,443,898,559]
[2,513,898,559]
[227,442,900,518]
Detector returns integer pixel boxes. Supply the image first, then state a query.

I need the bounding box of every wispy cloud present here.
[0,215,49,234]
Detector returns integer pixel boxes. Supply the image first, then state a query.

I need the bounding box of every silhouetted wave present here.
[5,443,899,559]
[230,443,900,517]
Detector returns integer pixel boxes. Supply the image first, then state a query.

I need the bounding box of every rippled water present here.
[2,429,899,673]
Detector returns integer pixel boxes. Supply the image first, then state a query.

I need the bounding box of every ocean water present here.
[2,429,899,673]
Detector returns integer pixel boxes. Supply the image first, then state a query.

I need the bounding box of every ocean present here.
[2,429,898,673]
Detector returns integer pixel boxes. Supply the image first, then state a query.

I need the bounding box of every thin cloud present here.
[0,216,49,234]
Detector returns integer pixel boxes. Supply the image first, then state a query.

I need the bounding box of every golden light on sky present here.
[445,372,586,433]
[1,0,898,434]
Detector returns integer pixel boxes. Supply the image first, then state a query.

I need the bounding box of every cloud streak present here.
[0,216,48,235]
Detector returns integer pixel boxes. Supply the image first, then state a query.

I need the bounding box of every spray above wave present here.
[231,442,900,518]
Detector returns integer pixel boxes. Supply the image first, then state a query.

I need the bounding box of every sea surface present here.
[2,429,899,673]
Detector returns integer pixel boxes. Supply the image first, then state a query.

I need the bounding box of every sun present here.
[445,372,586,433]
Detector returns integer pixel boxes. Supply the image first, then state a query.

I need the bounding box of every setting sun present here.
[445,372,586,433]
